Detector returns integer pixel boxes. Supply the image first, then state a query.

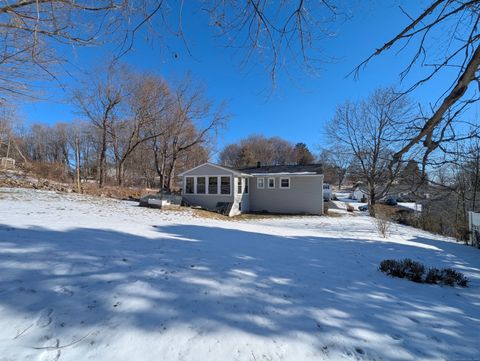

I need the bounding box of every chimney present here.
[256,161,261,168]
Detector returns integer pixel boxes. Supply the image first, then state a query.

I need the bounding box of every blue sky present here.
[21,0,456,158]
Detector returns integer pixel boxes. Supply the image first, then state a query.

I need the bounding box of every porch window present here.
[237,178,242,193]
[208,177,218,194]
[185,177,194,194]
[245,178,249,194]
[257,178,264,189]
[197,177,206,194]
[268,177,275,189]
[280,177,290,189]
[221,176,230,194]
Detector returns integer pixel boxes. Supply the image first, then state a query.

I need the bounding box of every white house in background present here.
[179,162,324,216]
[352,186,368,202]
[323,183,332,201]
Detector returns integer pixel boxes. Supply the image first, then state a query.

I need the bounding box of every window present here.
[257,178,265,189]
[237,177,242,194]
[268,177,275,189]
[280,177,290,189]
[185,177,194,194]
[208,177,218,194]
[197,177,206,194]
[244,178,249,194]
[221,176,230,194]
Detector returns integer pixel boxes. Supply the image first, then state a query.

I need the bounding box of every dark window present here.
[245,178,249,194]
[208,177,218,194]
[185,177,194,194]
[197,177,206,194]
[221,176,230,194]
[280,178,290,188]
[268,178,275,188]
[237,178,242,193]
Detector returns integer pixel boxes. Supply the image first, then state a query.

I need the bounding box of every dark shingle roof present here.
[238,164,323,175]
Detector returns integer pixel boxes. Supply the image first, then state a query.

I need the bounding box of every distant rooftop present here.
[238,164,323,175]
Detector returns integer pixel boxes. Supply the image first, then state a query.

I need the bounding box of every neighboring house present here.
[351,186,368,202]
[179,162,324,216]
[323,183,332,201]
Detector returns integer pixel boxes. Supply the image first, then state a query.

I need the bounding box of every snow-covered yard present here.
[0,188,479,361]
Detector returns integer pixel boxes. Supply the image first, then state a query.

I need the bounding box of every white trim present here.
[249,172,320,176]
[184,176,195,194]
[178,162,251,177]
[182,175,232,196]
[257,177,265,189]
[279,177,290,189]
[267,177,275,189]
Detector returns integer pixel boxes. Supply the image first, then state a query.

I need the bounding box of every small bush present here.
[425,267,468,287]
[379,259,424,282]
[346,203,354,212]
[379,258,468,287]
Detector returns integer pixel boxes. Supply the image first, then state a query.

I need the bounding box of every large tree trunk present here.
[166,157,177,192]
[368,184,376,217]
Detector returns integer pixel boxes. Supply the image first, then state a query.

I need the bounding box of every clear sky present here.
[20,0,459,159]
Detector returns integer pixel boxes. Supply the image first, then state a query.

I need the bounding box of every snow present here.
[0,187,479,361]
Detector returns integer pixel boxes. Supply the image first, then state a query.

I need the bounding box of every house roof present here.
[238,164,323,175]
[179,162,323,177]
[178,162,251,177]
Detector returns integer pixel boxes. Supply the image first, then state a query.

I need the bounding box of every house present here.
[179,162,324,216]
[352,185,368,202]
[323,183,332,201]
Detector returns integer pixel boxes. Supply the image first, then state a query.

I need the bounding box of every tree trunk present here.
[368,185,376,217]
[98,126,107,188]
[166,157,177,192]
[117,161,125,187]
[75,137,81,193]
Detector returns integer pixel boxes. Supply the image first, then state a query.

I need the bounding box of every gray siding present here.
[182,193,234,209]
[249,175,324,215]
[182,163,234,177]
[181,164,236,211]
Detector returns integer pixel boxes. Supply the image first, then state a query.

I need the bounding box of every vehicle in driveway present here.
[358,204,368,212]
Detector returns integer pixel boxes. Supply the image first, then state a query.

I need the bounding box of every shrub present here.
[346,203,354,212]
[379,258,424,282]
[379,258,468,287]
[425,267,468,287]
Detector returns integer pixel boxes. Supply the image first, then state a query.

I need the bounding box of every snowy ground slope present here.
[0,188,479,361]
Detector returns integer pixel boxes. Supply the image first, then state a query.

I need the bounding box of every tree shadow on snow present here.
[0,222,478,360]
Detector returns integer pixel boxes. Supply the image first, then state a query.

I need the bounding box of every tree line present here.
[0,67,225,191]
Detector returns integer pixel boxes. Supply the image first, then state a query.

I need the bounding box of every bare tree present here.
[354,0,480,171]
[319,146,352,189]
[109,73,171,186]
[73,65,124,187]
[327,88,413,216]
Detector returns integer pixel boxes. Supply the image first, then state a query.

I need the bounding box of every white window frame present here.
[268,177,275,189]
[185,176,195,194]
[237,177,243,194]
[183,175,232,196]
[196,176,207,194]
[208,176,219,195]
[280,177,290,189]
[220,176,232,195]
[257,177,265,189]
